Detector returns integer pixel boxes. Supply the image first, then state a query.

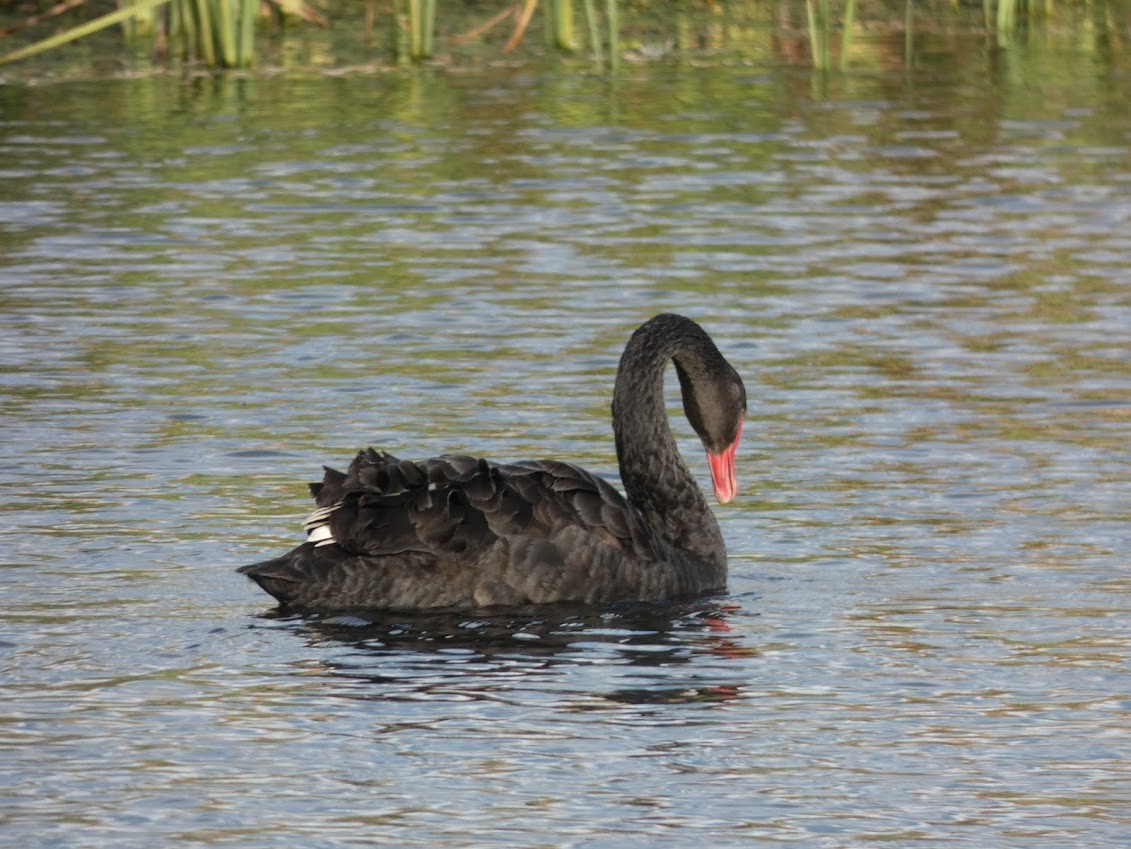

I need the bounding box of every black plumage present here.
[238,314,746,611]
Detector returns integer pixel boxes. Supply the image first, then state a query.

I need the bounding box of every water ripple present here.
[1,56,1129,849]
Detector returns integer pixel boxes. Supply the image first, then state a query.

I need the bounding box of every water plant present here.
[805,0,832,69]
[0,0,1117,70]
[393,0,437,61]
[0,0,320,67]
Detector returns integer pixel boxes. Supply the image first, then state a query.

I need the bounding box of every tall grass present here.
[605,0,619,69]
[0,0,258,66]
[582,0,603,63]
[1,0,167,65]
[0,0,1114,70]
[805,0,832,69]
[546,0,577,51]
[840,0,856,69]
[169,0,257,66]
[393,0,436,61]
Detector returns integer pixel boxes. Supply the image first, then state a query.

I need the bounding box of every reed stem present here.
[840,0,857,69]
[421,0,436,57]
[552,0,577,51]
[582,0,602,63]
[805,0,830,70]
[905,0,914,66]
[238,0,256,64]
[605,0,619,71]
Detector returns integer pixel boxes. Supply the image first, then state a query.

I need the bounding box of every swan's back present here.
[238,448,717,610]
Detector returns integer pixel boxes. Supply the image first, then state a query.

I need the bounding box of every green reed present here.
[0,0,1109,70]
[840,0,856,69]
[583,0,603,63]
[0,0,257,67]
[547,0,577,51]
[805,0,831,70]
[391,0,436,60]
[605,0,619,70]
[170,0,257,66]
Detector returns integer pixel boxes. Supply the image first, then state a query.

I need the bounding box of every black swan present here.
[238,313,746,610]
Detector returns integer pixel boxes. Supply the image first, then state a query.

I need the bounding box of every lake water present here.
[2,28,1130,848]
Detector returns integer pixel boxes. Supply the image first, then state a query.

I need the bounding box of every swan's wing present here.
[498,458,643,550]
[305,449,647,559]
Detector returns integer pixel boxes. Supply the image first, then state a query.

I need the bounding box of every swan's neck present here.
[611,320,725,568]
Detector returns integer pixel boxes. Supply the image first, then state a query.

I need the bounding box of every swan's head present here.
[675,355,747,505]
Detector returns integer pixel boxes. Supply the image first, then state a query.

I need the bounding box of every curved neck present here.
[611,315,725,567]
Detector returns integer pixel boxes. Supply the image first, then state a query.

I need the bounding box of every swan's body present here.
[239,314,746,611]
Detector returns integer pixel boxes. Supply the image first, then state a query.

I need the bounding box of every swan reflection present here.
[255,600,752,708]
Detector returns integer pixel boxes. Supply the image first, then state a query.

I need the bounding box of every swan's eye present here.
[728,375,747,412]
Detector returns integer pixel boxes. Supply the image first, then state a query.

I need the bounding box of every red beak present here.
[706,420,742,504]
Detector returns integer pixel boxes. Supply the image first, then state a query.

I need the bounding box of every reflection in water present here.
[1,43,1130,849]
[275,601,750,708]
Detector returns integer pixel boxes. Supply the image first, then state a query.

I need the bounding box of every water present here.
[2,37,1130,848]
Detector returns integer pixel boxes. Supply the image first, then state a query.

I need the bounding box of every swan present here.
[238,313,746,610]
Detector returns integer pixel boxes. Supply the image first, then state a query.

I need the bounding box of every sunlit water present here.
[2,38,1130,848]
